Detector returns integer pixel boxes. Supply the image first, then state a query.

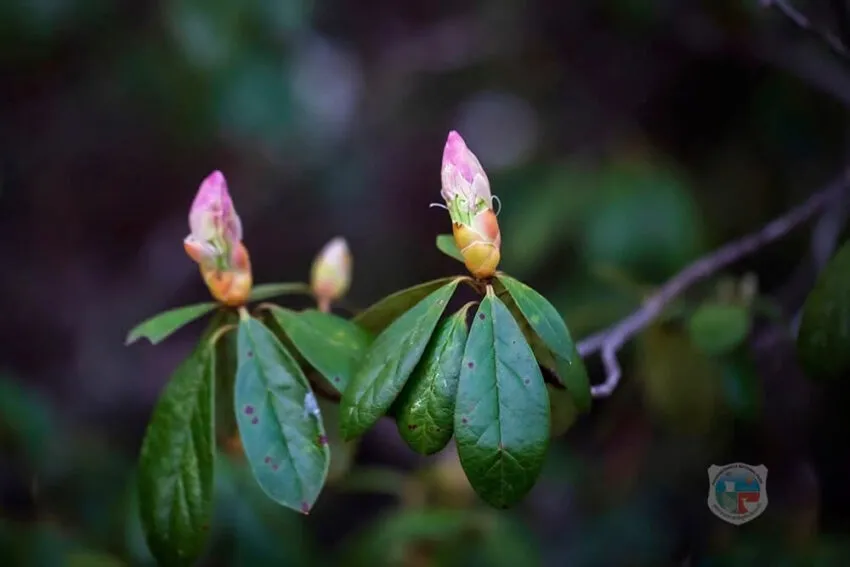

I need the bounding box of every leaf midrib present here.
[357,296,437,410]
[488,298,510,505]
[418,320,459,436]
[158,351,211,557]
[494,298,538,503]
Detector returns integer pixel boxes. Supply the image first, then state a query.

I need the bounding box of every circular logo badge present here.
[707,463,768,525]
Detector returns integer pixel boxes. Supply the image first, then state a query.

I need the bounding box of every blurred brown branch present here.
[764,0,850,61]
[578,171,850,398]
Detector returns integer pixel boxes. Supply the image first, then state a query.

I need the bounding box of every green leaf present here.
[255,309,307,367]
[495,274,574,360]
[138,333,216,565]
[353,277,461,335]
[687,303,750,356]
[248,282,312,303]
[798,240,850,380]
[125,302,218,345]
[267,307,372,394]
[394,303,473,455]
[436,234,464,263]
[234,316,330,513]
[341,279,461,440]
[495,274,591,411]
[454,294,550,508]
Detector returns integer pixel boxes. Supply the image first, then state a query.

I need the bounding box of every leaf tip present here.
[300,501,311,515]
[125,331,151,346]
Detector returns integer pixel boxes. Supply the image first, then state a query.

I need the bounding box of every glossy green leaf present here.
[798,240,850,380]
[248,282,312,303]
[395,303,473,455]
[687,303,750,356]
[234,316,330,513]
[267,307,372,394]
[353,276,461,335]
[436,234,464,263]
[454,294,550,508]
[137,333,216,565]
[494,287,557,370]
[495,274,575,360]
[255,309,306,367]
[125,302,218,345]
[341,279,461,440]
[495,274,591,411]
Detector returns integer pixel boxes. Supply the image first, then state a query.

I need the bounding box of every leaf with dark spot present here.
[454,294,549,508]
[495,274,590,411]
[234,316,330,513]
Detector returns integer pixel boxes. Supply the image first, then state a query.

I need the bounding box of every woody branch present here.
[578,0,850,398]
[577,172,850,398]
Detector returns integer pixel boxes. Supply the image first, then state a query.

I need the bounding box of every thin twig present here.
[578,171,850,398]
[763,0,850,62]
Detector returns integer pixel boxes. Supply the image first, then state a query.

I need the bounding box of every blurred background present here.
[3,0,850,565]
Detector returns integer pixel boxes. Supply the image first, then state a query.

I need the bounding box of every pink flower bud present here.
[439,131,501,279]
[183,170,252,305]
[188,170,243,245]
[440,131,493,224]
[310,237,352,312]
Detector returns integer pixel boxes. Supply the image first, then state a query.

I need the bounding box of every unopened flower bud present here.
[440,131,501,279]
[310,237,352,312]
[183,171,252,306]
